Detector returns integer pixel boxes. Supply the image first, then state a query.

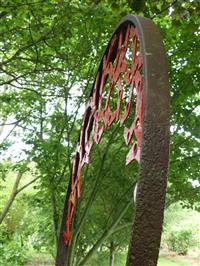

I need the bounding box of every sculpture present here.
[56,15,170,266]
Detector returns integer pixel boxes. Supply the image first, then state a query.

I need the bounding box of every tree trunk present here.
[0,188,17,224]
[55,179,71,266]
[0,165,38,225]
[51,192,59,246]
[109,241,115,266]
[0,170,23,224]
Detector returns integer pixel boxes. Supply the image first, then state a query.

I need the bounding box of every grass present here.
[24,251,190,266]
[158,257,189,266]
[86,251,190,266]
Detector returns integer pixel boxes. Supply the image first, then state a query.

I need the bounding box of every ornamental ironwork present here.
[56,15,170,266]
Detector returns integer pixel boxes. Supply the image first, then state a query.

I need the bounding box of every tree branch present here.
[151,0,178,19]
[16,176,39,194]
[68,126,119,265]
[77,200,132,266]
[170,153,200,164]
[0,165,28,224]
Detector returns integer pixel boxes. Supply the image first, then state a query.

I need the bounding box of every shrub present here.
[0,237,28,266]
[166,229,195,255]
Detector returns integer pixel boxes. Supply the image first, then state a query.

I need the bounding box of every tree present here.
[0,160,39,224]
[0,0,199,265]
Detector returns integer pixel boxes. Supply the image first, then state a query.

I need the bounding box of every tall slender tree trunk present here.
[0,170,24,224]
[0,189,17,224]
[55,179,71,266]
[0,164,38,225]
[109,241,115,266]
[51,192,59,245]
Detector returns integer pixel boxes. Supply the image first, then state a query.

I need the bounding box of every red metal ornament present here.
[63,24,143,245]
[56,15,170,266]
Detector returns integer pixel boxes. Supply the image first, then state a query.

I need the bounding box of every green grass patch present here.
[24,252,190,266]
[87,251,190,266]
[158,257,189,266]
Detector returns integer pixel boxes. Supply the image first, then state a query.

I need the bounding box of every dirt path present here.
[23,252,55,266]
[24,259,54,266]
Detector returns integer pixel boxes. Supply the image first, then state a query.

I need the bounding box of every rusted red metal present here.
[56,15,169,266]
[63,23,143,245]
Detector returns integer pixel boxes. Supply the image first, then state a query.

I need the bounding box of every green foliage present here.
[166,229,195,255]
[0,161,12,181]
[85,250,126,266]
[68,127,136,264]
[0,221,28,266]
[0,0,200,265]
[0,241,27,266]
[0,238,28,266]
[0,172,56,260]
[162,203,200,256]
